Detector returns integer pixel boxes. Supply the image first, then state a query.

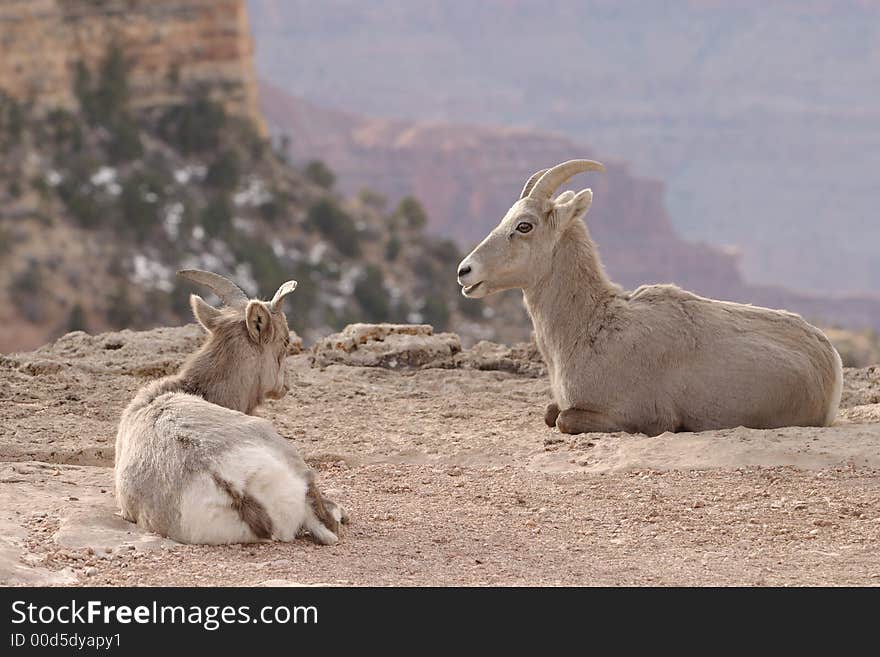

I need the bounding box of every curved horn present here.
[177,269,249,308]
[270,280,298,311]
[528,159,606,200]
[519,168,549,199]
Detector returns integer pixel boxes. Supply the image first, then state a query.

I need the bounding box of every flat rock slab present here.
[0,519,77,586]
[0,462,172,586]
[11,326,206,378]
[310,323,462,369]
[54,507,176,553]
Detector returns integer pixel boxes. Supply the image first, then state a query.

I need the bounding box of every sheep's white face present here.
[457,190,593,298]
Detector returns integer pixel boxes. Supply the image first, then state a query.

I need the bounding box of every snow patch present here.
[174,165,206,185]
[233,216,256,234]
[90,166,117,187]
[327,294,347,311]
[233,263,258,296]
[233,178,273,207]
[181,252,227,277]
[163,203,184,239]
[338,265,363,295]
[131,254,174,292]
[309,242,328,265]
[88,167,121,195]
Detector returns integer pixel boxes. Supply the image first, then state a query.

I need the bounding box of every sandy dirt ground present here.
[1,325,879,586]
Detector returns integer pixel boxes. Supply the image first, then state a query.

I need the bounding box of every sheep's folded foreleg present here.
[555,408,620,435]
[303,480,349,545]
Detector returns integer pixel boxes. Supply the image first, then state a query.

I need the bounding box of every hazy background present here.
[0,0,877,363]
[250,0,880,295]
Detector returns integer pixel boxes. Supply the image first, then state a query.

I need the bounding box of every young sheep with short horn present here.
[457,159,843,435]
[114,270,347,544]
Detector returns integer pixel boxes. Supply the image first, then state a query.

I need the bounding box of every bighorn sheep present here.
[115,270,347,544]
[457,159,843,435]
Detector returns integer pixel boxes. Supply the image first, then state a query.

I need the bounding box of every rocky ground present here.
[1,325,879,586]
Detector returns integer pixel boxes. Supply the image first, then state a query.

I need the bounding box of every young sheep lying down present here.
[457,159,844,436]
[115,270,347,545]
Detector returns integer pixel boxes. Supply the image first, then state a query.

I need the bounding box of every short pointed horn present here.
[528,159,606,200]
[177,269,249,308]
[270,280,298,311]
[519,168,549,199]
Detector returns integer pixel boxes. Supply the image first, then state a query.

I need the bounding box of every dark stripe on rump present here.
[211,473,273,539]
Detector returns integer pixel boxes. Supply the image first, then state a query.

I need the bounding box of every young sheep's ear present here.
[190,294,221,332]
[552,188,593,227]
[245,301,274,345]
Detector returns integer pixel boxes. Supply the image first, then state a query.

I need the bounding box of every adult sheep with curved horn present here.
[457,159,843,435]
[115,270,347,544]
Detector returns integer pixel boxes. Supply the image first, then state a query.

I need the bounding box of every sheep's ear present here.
[552,188,593,227]
[245,300,273,345]
[553,190,576,205]
[190,294,221,332]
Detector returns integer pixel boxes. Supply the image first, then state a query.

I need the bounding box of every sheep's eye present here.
[516,222,533,234]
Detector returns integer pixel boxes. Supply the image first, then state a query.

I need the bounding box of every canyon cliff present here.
[0,0,264,132]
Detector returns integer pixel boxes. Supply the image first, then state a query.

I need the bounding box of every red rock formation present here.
[0,0,264,132]
[260,82,744,295]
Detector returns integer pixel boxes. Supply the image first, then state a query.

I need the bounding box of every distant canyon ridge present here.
[248,0,880,297]
[260,83,880,334]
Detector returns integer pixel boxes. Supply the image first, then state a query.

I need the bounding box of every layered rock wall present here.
[0,0,264,131]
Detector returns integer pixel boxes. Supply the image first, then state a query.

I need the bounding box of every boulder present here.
[310,323,461,369]
[8,324,303,379]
